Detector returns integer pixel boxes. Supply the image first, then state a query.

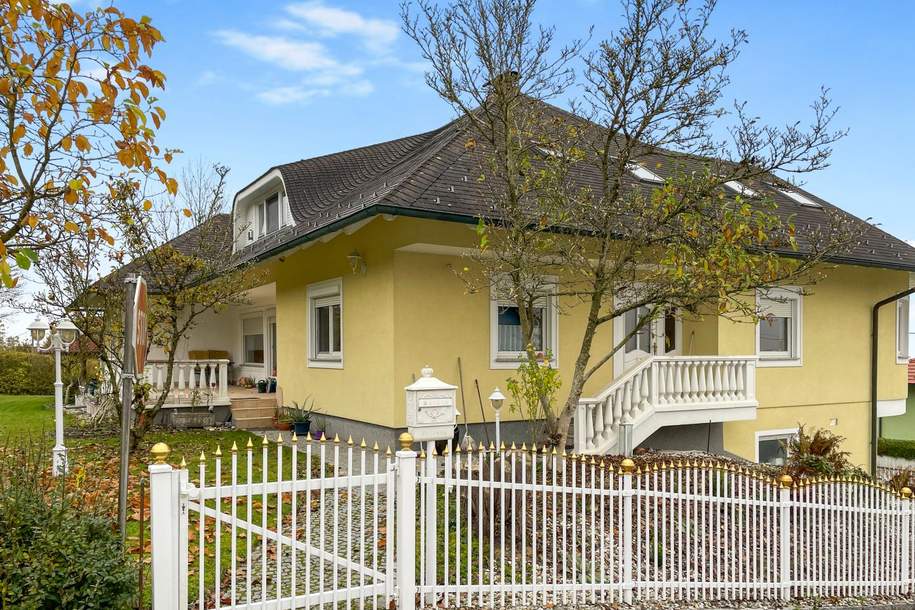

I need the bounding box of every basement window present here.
[756,428,798,465]
[307,278,343,368]
[756,287,802,366]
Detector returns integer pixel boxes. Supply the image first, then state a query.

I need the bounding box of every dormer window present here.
[259,194,280,237]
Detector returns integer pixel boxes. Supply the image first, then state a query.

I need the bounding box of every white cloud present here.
[284,2,398,53]
[213,29,360,75]
[196,70,219,86]
[257,85,329,105]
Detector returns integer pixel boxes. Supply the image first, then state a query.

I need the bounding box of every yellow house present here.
[147,109,915,472]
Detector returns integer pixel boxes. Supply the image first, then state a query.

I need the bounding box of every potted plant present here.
[268,377,277,393]
[256,378,268,393]
[273,408,292,431]
[285,398,318,436]
[310,414,326,440]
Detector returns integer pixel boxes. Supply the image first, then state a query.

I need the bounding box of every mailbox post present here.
[404,365,458,605]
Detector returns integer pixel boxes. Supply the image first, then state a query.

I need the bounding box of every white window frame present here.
[755,427,799,464]
[307,277,343,369]
[755,286,803,367]
[489,275,559,369]
[897,297,910,364]
[241,314,266,367]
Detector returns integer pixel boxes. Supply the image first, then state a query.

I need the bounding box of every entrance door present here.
[615,307,681,376]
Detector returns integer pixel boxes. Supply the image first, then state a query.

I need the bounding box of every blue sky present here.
[5,0,915,338]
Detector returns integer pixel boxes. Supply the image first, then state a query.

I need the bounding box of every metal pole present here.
[494,409,501,448]
[51,334,68,476]
[119,274,138,543]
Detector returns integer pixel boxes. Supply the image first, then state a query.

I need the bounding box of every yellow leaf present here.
[75,134,90,152]
[64,221,78,233]
[23,142,32,156]
[11,124,25,144]
[182,208,191,218]
[143,200,152,211]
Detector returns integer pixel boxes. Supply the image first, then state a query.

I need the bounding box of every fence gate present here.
[150,435,915,610]
[148,435,396,609]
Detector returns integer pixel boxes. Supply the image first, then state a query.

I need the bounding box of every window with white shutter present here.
[307,278,343,368]
[756,288,802,366]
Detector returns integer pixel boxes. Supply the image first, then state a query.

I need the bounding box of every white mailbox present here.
[405,365,459,442]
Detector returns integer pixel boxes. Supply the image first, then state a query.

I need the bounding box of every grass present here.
[0,394,58,436]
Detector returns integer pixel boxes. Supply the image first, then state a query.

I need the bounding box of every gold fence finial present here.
[179,456,187,468]
[291,432,298,443]
[398,431,414,451]
[246,437,253,449]
[198,451,206,463]
[150,442,171,464]
[620,458,636,474]
[778,473,793,488]
[276,433,284,444]
[347,435,354,446]
[903,487,913,499]
[262,435,269,446]
[214,445,222,458]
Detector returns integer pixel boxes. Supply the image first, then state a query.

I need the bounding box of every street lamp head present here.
[26,317,49,343]
[56,318,79,347]
[488,387,506,412]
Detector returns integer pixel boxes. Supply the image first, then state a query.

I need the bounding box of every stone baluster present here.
[712,361,723,402]
[705,363,715,402]
[592,400,605,446]
[218,360,229,400]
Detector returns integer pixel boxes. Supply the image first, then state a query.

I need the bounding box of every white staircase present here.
[574,355,758,454]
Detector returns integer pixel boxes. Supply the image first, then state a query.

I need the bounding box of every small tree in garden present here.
[403,0,859,446]
[35,162,263,448]
[0,0,173,289]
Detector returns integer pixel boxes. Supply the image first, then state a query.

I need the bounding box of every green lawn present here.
[0,394,55,437]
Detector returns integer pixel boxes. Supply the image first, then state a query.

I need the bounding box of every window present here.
[626,162,664,184]
[490,277,557,368]
[898,297,910,363]
[307,278,343,368]
[242,316,264,365]
[756,287,802,366]
[725,180,759,198]
[259,194,280,236]
[756,429,797,466]
[778,188,822,208]
[624,306,652,354]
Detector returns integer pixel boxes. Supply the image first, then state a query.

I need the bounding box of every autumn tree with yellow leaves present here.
[0,0,173,288]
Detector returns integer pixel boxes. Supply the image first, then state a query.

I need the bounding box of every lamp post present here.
[488,387,506,448]
[27,316,79,476]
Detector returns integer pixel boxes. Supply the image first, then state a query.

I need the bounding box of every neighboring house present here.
[141,100,915,470]
[879,358,915,441]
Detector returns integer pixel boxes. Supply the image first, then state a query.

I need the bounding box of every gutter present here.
[870,286,915,476]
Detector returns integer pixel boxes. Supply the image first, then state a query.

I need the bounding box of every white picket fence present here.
[149,436,915,610]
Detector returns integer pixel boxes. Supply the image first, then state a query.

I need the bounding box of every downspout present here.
[871,286,915,476]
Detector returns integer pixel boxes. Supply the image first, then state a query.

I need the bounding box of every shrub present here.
[878,437,915,461]
[0,444,136,609]
[783,425,865,479]
[0,348,54,395]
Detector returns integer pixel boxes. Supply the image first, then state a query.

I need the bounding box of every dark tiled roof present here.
[234,103,915,272]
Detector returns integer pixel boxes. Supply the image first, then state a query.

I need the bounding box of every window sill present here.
[490,354,557,370]
[756,357,802,368]
[898,357,910,365]
[308,359,343,369]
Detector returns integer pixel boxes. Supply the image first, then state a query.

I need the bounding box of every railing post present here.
[396,432,417,610]
[903,487,913,594]
[219,360,229,400]
[149,443,181,610]
[778,474,793,602]
[621,458,635,603]
[573,401,587,453]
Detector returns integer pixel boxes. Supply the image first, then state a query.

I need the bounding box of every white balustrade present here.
[574,355,757,453]
[143,359,231,406]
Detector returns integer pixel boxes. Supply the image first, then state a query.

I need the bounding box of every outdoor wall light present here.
[347,250,367,275]
[488,387,506,447]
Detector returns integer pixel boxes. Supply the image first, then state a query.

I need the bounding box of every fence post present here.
[778,474,793,602]
[424,440,437,608]
[149,443,179,610]
[903,487,913,594]
[396,432,417,610]
[621,458,635,604]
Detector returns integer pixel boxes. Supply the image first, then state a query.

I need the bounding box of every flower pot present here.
[268,378,277,393]
[274,421,291,431]
[257,379,268,393]
[293,420,310,436]
[312,430,324,441]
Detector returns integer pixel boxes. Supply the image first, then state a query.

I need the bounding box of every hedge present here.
[0,349,54,395]
[878,437,915,461]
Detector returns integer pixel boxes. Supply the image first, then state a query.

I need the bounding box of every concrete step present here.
[230,397,277,430]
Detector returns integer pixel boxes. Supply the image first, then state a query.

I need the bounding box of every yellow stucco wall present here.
[719,265,909,468]
[269,215,909,469]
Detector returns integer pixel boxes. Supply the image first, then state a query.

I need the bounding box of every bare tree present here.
[403,0,859,445]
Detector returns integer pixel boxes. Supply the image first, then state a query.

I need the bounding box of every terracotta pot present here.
[274,421,292,431]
